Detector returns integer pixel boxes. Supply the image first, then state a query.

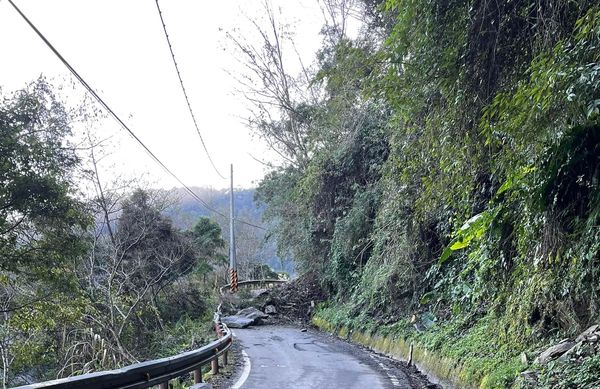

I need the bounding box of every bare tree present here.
[228,1,323,168]
[228,0,370,169]
[60,142,197,375]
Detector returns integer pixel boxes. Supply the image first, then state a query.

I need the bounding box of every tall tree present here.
[0,80,89,387]
[0,79,88,280]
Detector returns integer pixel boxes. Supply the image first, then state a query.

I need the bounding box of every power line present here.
[7,0,265,231]
[154,0,226,180]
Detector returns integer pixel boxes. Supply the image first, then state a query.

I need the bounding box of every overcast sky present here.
[0,0,327,189]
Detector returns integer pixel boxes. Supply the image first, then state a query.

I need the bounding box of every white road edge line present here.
[371,352,401,386]
[231,350,251,389]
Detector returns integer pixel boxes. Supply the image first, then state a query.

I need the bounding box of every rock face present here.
[534,341,577,365]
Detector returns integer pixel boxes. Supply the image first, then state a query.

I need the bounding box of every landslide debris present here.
[221,307,269,328]
[252,272,327,324]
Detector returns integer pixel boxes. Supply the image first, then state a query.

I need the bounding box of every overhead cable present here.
[8,0,265,231]
[154,0,226,179]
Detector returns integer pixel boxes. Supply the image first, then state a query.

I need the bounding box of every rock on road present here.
[225,325,417,389]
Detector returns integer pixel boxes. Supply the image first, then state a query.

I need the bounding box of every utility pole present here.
[229,164,238,292]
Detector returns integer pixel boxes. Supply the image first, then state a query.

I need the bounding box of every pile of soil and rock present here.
[217,275,443,389]
[219,272,327,326]
[252,271,327,323]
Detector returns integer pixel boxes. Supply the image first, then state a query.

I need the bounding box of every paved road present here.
[228,325,413,389]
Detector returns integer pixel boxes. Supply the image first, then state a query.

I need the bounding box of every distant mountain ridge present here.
[163,187,294,276]
[165,187,261,230]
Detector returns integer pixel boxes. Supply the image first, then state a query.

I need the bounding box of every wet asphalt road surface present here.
[226,325,415,389]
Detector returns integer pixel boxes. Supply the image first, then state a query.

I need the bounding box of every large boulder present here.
[237,307,269,322]
[534,340,576,365]
[557,325,600,362]
[221,316,254,328]
[222,307,270,328]
[576,324,600,342]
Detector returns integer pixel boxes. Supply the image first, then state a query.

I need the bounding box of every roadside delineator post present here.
[229,268,238,293]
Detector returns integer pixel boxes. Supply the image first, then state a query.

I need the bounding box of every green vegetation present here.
[243,1,600,387]
[0,80,228,386]
[3,0,600,386]
[314,306,527,388]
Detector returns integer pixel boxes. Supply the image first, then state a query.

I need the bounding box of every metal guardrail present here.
[219,279,287,296]
[15,279,285,389]
[14,312,232,389]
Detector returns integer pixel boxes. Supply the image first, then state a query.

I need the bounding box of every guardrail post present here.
[193,367,203,383]
[211,357,219,375]
[159,382,168,389]
[223,350,228,366]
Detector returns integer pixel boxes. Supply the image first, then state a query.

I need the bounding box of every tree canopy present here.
[0,80,88,281]
[245,1,600,386]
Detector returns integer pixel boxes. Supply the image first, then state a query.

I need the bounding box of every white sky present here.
[0,0,327,189]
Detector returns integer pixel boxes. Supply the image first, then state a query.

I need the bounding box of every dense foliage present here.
[250,1,600,386]
[0,81,228,386]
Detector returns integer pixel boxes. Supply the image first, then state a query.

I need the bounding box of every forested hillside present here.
[165,187,294,277]
[166,188,262,230]
[0,82,235,386]
[244,1,600,387]
[0,82,286,386]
